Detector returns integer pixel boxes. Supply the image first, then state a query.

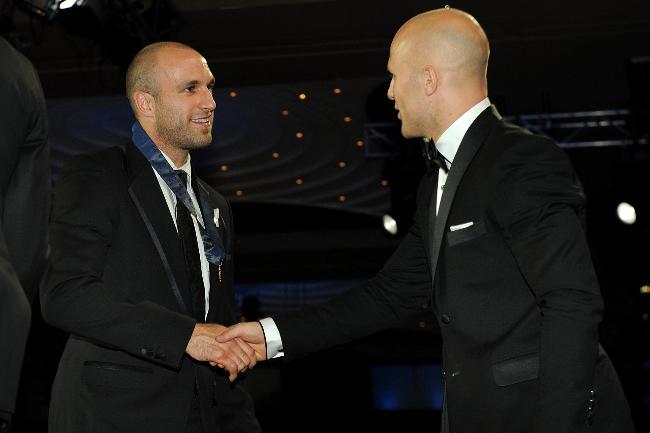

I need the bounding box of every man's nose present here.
[202,90,217,111]
[387,79,394,100]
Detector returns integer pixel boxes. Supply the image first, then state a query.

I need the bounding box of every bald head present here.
[125,41,197,114]
[386,8,490,139]
[393,8,489,88]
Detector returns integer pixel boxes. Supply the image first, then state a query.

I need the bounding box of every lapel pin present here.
[213,208,220,227]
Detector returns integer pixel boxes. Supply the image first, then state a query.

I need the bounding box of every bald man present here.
[219,8,635,433]
[41,42,261,433]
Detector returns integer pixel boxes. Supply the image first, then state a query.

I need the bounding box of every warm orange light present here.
[641,285,650,294]
[281,109,289,116]
[298,93,307,100]
[295,132,304,139]
[333,88,342,94]
[229,91,237,97]
[219,164,229,172]
[355,139,364,147]
[338,195,347,203]
[343,116,352,123]
[380,180,389,187]
[338,161,346,168]
[235,190,244,197]
[295,178,304,185]
[272,152,280,158]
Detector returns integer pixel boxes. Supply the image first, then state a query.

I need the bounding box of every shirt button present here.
[441,313,451,324]
[140,348,147,355]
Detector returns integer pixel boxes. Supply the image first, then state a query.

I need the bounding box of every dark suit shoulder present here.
[495,119,566,160]
[487,121,585,226]
[62,146,126,171]
[55,147,127,224]
[58,146,129,190]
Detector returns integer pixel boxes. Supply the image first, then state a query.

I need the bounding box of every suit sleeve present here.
[0,39,44,412]
[274,178,433,359]
[490,137,602,433]
[41,156,195,369]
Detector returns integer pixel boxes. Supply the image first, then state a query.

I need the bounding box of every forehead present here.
[156,48,214,85]
[387,40,408,72]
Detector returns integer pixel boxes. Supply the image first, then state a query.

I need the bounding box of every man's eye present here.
[185,86,196,92]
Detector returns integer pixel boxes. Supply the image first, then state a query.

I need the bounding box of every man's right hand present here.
[185,323,257,381]
[216,322,267,361]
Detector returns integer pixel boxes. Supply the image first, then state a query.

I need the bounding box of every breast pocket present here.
[82,361,153,390]
[447,220,487,247]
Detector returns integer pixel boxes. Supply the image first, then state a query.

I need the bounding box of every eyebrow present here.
[180,79,215,88]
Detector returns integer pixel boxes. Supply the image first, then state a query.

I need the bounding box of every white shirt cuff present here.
[259,317,284,359]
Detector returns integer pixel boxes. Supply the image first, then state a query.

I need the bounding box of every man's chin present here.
[185,136,213,150]
[400,127,415,139]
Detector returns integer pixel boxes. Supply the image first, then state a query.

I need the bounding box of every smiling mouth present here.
[191,116,212,127]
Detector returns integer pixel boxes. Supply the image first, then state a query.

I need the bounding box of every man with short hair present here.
[220,8,636,433]
[42,42,261,433]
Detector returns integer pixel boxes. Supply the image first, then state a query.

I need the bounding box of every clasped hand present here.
[185,322,266,382]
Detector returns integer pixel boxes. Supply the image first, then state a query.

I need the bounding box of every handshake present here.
[185,322,266,382]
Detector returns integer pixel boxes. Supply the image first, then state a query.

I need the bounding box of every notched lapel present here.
[196,179,228,256]
[124,144,192,314]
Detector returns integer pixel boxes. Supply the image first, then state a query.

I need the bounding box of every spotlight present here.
[383,214,398,235]
[18,0,84,19]
[616,202,637,225]
[59,0,82,10]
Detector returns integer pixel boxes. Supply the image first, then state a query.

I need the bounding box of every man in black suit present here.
[219,8,636,433]
[0,35,50,433]
[42,42,260,433]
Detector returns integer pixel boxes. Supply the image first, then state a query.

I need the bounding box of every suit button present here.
[140,348,147,355]
[441,313,451,324]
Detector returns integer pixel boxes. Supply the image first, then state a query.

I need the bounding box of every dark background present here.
[2,0,649,431]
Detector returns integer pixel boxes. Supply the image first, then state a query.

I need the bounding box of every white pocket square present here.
[449,221,473,232]
[213,208,220,227]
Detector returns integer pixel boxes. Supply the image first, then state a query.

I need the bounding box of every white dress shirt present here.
[260,97,492,358]
[152,152,211,320]
[434,97,491,214]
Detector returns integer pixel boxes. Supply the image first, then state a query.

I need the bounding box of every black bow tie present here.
[422,139,449,173]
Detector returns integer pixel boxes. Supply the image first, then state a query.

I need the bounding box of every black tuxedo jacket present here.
[42,143,260,433]
[0,36,49,415]
[274,107,635,433]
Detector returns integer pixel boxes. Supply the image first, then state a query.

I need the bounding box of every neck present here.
[139,121,188,167]
[157,143,189,168]
[429,91,486,141]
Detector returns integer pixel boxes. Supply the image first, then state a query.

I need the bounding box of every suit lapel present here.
[124,143,192,314]
[428,106,501,292]
[195,178,229,323]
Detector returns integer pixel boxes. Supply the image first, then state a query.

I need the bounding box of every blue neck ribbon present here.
[132,121,224,265]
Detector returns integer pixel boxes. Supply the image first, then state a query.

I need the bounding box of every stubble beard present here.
[155,110,213,152]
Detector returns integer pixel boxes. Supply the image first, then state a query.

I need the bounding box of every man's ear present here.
[423,65,437,96]
[133,91,155,118]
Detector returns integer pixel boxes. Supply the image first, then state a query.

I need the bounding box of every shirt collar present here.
[435,97,491,164]
[159,149,192,179]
